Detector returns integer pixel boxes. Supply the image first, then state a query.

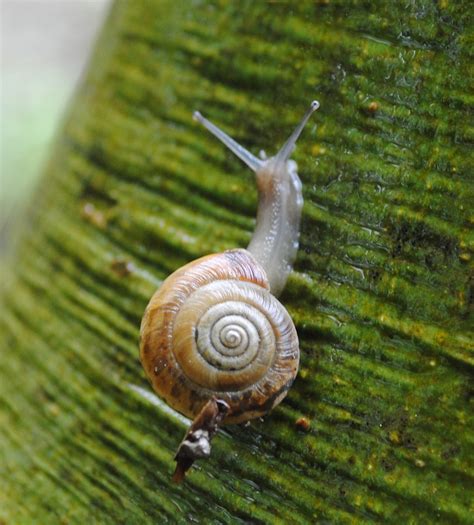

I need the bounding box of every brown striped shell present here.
[140,249,299,424]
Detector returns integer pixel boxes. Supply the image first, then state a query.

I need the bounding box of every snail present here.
[140,101,319,481]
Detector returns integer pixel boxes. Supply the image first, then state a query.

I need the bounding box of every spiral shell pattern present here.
[140,249,299,423]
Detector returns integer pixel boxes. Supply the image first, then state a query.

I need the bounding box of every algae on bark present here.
[1,1,473,523]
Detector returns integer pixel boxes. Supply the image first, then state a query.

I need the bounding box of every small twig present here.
[172,397,229,483]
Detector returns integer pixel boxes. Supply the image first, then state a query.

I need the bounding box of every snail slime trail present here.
[140,101,319,482]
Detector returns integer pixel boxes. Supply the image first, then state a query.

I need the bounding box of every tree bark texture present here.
[1,1,472,523]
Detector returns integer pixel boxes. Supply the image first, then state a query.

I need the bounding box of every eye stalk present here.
[274,100,319,167]
[193,110,264,172]
[193,100,319,174]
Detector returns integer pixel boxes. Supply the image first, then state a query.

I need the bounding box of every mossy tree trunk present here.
[1,1,472,523]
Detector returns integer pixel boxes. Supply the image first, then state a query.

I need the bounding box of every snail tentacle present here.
[193,111,263,172]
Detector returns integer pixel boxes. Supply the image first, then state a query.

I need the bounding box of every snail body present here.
[140,101,319,479]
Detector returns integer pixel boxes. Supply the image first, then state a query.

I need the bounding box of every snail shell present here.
[140,249,299,423]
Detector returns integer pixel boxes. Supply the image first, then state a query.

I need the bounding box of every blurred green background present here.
[1,0,110,248]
